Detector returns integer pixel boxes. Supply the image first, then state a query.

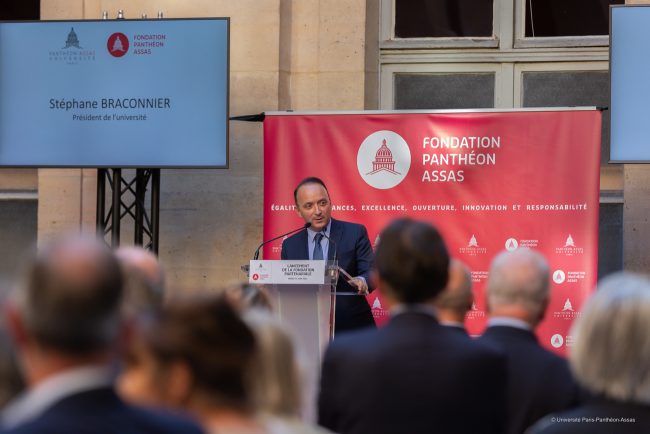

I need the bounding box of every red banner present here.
[263,110,601,354]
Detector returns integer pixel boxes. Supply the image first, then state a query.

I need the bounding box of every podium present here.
[246,259,337,421]
[247,260,337,364]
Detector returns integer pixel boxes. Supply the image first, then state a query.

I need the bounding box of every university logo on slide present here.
[62,27,83,49]
[107,32,129,57]
[50,28,95,65]
[553,270,566,284]
[357,131,411,189]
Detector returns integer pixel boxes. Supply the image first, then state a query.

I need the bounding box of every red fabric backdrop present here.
[263,109,601,354]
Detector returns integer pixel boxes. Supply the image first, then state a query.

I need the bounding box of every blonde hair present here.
[570,272,650,404]
[243,309,302,417]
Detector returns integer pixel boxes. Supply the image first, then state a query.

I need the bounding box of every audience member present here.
[318,218,507,434]
[226,283,274,312]
[433,259,473,334]
[478,248,579,434]
[243,310,332,434]
[0,329,22,410]
[118,294,267,434]
[0,285,24,409]
[115,246,165,316]
[528,272,650,433]
[0,236,203,434]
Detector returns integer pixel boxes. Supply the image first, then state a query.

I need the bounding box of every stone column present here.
[622,0,650,271]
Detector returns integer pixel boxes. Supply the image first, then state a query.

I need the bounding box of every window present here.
[515,0,623,47]
[0,199,37,279]
[0,1,40,20]
[395,0,494,38]
[525,0,623,38]
[381,0,499,48]
[395,73,495,109]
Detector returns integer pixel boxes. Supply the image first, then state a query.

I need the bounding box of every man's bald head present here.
[19,236,123,354]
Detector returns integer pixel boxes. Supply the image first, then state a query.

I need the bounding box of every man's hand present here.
[348,276,369,295]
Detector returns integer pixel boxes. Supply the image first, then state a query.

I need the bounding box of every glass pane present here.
[395,73,495,109]
[598,203,623,279]
[0,1,40,20]
[522,70,609,166]
[395,0,493,38]
[525,0,624,37]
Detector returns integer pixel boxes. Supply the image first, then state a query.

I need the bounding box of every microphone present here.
[253,223,311,260]
[318,230,338,264]
[318,230,339,289]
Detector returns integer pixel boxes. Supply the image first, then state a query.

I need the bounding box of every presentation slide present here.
[611,6,650,162]
[0,19,229,167]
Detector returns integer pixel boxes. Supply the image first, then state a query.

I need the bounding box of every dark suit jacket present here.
[318,311,507,434]
[527,396,650,434]
[281,218,375,333]
[478,325,580,434]
[1,387,204,434]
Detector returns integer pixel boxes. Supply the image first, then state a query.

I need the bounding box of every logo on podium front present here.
[357,131,411,189]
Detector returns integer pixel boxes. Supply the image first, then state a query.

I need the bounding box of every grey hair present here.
[569,272,650,404]
[486,248,550,318]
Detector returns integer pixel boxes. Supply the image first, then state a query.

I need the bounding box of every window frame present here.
[380,0,503,49]
[380,63,507,110]
[513,61,610,107]
[513,0,612,48]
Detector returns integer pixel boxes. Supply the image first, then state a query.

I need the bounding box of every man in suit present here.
[433,259,473,335]
[478,248,580,434]
[281,177,374,334]
[318,218,507,434]
[1,237,203,434]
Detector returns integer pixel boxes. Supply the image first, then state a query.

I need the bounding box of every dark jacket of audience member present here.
[0,236,203,434]
[478,248,580,434]
[318,218,507,434]
[528,272,650,433]
[0,329,23,410]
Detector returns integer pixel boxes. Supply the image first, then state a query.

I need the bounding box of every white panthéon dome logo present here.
[357,130,411,189]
